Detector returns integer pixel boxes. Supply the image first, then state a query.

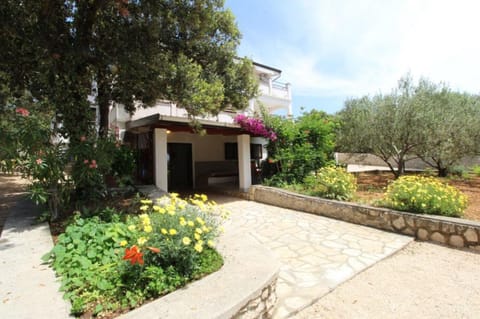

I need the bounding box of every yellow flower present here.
[128,225,136,231]
[194,243,203,253]
[207,240,215,248]
[194,233,201,241]
[140,205,149,211]
[169,228,177,236]
[179,217,187,226]
[201,194,208,202]
[182,237,191,245]
[140,199,153,205]
[195,228,203,234]
[119,240,128,247]
[161,228,168,235]
[202,225,209,232]
[144,225,153,233]
[170,192,179,198]
[137,237,148,245]
[153,205,161,212]
[187,220,194,227]
[196,217,205,225]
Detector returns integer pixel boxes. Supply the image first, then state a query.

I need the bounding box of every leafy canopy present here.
[0,0,258,138]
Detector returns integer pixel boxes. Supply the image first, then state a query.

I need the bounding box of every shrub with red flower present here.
[15,107,30,117]
[234,114,277,141]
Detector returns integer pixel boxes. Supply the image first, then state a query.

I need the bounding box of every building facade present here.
[107,62,291,192]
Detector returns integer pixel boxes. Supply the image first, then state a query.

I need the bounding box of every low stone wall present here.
[250,185,480,250]
[233,279,278,319]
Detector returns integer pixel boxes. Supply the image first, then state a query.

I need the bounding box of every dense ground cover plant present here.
[379,175,467,217]
[43,194,227,317]
[303,166,357,201]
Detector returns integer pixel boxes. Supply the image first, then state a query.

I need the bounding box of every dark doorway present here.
[168,143,193,191]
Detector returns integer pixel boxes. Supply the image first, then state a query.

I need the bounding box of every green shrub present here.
[472,165,480,177]
[449,165,468,178]
[379,175,467,217]
[42,194,226,317]
[304,166,357,201]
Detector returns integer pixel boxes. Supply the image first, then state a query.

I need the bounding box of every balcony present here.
[257,80,292,116]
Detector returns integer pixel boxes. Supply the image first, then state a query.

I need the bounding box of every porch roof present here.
[126,113,248,135]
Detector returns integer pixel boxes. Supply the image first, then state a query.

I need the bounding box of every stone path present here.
[210,195,413,319]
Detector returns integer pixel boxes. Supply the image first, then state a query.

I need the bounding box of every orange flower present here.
[123,245,144,265]
[147,246,160,254]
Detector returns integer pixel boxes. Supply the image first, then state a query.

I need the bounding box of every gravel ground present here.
[293,241,480,319]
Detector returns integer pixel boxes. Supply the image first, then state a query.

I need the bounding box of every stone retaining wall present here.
[250,185,480,250]
[233,279,278,319]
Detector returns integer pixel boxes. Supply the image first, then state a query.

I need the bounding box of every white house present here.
[106,62,292,193]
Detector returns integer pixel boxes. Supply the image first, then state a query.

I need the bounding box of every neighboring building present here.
[105,62,292,192]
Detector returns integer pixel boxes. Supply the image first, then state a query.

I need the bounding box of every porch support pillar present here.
[237,134,251,192]
[154,128,168,192]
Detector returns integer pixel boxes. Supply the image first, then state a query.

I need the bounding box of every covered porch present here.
[124,114,267,193]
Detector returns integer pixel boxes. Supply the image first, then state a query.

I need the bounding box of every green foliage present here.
[379,175,467,217]
[336,75,480,178]
[472,165,480,177]
[303,166,357,201]
[1,0,257,138]
[263,110,336,184]
[42,194,225,317]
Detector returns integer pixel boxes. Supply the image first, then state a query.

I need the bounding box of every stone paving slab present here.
[0,197,72,319]
[211,195,413,319]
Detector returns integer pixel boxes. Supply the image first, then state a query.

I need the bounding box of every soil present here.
[353,171,480,222]
[293,241,480,319]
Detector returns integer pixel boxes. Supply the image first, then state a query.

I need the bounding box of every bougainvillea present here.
[234,114,277,141]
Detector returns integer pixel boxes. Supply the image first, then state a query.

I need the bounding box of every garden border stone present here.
[249,185,480,251]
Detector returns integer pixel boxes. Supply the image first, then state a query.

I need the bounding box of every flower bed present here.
[42,194,228,318]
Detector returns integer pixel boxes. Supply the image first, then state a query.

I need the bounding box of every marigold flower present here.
[139,205,149,211]
[187,220,194,227]
[196,217,205,225]
[161,228,168,235]
[194,233,201,241]
[169,228,177,235]
[140,199,153,205]
[144,225,153,233]
[207,240,215,248]
[194,243,203,253]
[123,245,144,265]
[195,228,203,234]
[182,237,191,245]
[137,237,148,245]
[119,240,128,247]
[128,225,136,231]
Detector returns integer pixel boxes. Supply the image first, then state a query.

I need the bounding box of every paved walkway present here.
[0,180,71,318]
[0,174,412,319]
[210,194,413,318]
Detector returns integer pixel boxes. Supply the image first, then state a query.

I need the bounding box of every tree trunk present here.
[97,76,110,137]
[438,167,448,177]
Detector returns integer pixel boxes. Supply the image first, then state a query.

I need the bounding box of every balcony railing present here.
[259,80,291,100]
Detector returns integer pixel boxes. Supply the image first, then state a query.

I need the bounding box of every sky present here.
[225,0,480,116]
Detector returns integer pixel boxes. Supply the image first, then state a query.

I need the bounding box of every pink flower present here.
[36,158,43,165]
[89,160,97,169]
[80,136,86,142]
[83,159,89,164]
[15,108,30,117]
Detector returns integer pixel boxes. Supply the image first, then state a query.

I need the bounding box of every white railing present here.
[259,80,291,100]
